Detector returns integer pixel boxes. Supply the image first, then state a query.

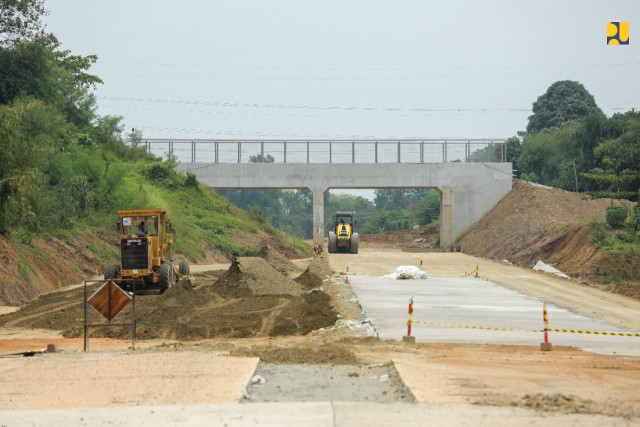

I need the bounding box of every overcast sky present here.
[44,0,639,141]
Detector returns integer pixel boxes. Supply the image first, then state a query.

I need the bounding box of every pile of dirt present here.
[457,179,639,285]
[258,245,301,275]
[269,290,338,336]
[0,257,338,341]
[360,225,439,248]
[517,393,639,418]
[231,343,359,364]
[295,257,332,289]
[216,257,307,296]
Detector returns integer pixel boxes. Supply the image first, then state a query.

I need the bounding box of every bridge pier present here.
[312,188,325,246]
[440,187,454,248]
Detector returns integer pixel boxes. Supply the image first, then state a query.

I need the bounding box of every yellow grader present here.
[327,211,359,254]
[103,209,189,293]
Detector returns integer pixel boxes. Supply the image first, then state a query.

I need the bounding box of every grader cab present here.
[327,211,359,254]
[104,209,189,293]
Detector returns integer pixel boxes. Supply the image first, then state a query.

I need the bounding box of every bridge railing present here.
[139,139,508,164]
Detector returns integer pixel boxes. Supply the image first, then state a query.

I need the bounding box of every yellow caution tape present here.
[413,320,640,337]
[462,264,479,278]
[413,320,540,332]
[546,328,640,337]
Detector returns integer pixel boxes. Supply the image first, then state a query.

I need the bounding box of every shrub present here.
[143,159,183,189]
[606,204,629,228]
[249,204,266,224]
[614,230,634,243]
[589,222,609,247]
[632,204,640,232]
[184,172,199,189]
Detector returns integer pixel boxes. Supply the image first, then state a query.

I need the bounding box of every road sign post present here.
[83,279,137,352]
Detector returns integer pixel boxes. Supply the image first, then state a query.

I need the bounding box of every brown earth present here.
[216,257,307,296]
[615,281,640,299]
[258,245,302,275]
[0,257,337,341]
[0,229,307,306]
[457,179,639,286]
[0,234,119,306]
[360,225,439,249]
[231,343,359,364]
[294,257,332,289]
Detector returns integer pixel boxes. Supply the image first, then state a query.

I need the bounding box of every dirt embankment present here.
[0,234,119,307]
[457,179,639,286]
[0,252,337,341]
[0,231,307,306]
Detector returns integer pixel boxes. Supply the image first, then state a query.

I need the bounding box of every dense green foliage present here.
[632,203,640,232]
[606,205,629,228]
[526,80,603,134]
[515,110,640,199]
[0,9,308,258]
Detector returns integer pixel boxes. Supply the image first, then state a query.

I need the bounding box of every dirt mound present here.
[269,290,338,336]
[457,179,640,285]
[295,258,332,289]
[0,261,337,341]
[231,343,359,364]
[258,245,301,275]
[360,225,438,248]
[458,180,619,265]
[216,257,307,296]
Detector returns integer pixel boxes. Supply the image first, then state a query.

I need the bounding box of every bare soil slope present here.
[457,179,639,285]
[0,234,118,307]
[0,232,306,306]
[360,225,439,248]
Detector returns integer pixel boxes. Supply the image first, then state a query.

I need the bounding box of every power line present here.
[97,59,640,74]
[98,95,532,113]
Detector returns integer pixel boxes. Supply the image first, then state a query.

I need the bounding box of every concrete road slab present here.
[0,402,635,426]
[0,352,259,410]
[349,275,640,355]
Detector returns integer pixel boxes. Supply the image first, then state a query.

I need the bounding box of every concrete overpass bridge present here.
[147,139,513,248]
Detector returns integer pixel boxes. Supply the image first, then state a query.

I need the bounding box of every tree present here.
[0,0,47,46]
[580,168,639,202]
[0,38,102,126]
[518,122,582,189]
[526,81,603,134]
[416,190,440,225]
[0,97,69,232]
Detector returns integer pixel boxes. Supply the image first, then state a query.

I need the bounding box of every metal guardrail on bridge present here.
[139,138,508,164]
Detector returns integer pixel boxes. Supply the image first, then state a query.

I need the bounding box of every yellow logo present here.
[607,22,629,45]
